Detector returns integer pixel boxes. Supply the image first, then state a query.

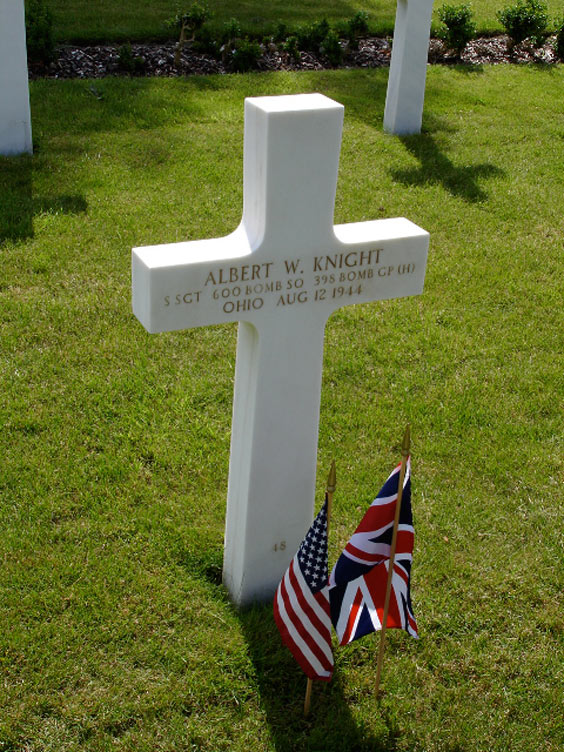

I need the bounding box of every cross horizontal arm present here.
[132,217,428,334]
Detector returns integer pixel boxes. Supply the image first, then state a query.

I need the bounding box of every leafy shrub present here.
[216,19,262,72]
[497,0,548,48]
[117,43,146,74]
[229,38,262,72]
[25,0,55,67]
[221,18,242,45]
[219,18,243,65]
[347,10,369,37]
[166,3,210,66]
[193,25,220,57]
[438,4,477,54]
[320,30,343,66]
[273,22,288,43]
[166,2,210,36]
[296,19,330,53]
[342,10,369,50]
[555,18,564,60]
[283,35,301,63]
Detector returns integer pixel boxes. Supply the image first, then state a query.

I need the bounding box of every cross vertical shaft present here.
[224,95,345,604]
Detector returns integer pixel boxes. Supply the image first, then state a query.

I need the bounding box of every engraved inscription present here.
[204,262,274,286]
[162,248,417,316]
[312,248,382,271]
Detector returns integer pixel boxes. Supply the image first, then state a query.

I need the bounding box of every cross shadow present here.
[238,602,400,751]
[0,156,87,244]
[390,132,504,204]
[179,546,400,751]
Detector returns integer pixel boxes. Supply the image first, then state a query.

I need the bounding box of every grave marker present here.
[0,0,33,156]
[132,94,429,606]
[384,0,435,135]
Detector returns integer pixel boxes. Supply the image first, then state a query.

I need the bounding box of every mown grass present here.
[47,0,564,43]
[1,65,564,750]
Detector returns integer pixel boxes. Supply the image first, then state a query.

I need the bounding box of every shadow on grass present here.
[449,63,485,76]
[239,603,399,752]
[0,156,87,244]
[184,547,399,750]
[391,132,504,203]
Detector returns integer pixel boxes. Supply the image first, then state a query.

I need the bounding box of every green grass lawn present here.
[2,64,564,750]
[47,0,564,43]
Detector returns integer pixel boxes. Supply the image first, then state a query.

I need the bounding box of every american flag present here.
[273,497,334,681]
[328,459,418,645]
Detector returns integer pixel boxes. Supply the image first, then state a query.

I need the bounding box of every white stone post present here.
[0,0,33,156]
[384,0,435,135]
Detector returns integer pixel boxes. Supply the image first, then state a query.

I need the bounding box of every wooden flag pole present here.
[375,426,411,698]
[304,460,336,717]
[326,459,336,529]
[303,677,313,718]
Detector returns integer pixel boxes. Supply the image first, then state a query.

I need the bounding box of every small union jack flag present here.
[328,459,417,645]
[273,497,334,681]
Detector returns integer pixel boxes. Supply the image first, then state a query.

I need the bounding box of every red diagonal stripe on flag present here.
[340,585,364,646]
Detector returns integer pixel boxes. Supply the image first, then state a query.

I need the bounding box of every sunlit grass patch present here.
[1,66,563,751]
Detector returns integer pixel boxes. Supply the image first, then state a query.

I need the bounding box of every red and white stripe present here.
[273,556,334,681]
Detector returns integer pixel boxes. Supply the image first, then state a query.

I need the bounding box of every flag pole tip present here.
[402,425,411,456]
[327,460,337,493]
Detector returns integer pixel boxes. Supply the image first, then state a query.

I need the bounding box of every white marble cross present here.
[384,0,435,135]
[132,94,429,606]
[0,0,33,156]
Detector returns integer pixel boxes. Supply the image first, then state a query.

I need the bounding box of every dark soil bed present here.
[29,35,559,80]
